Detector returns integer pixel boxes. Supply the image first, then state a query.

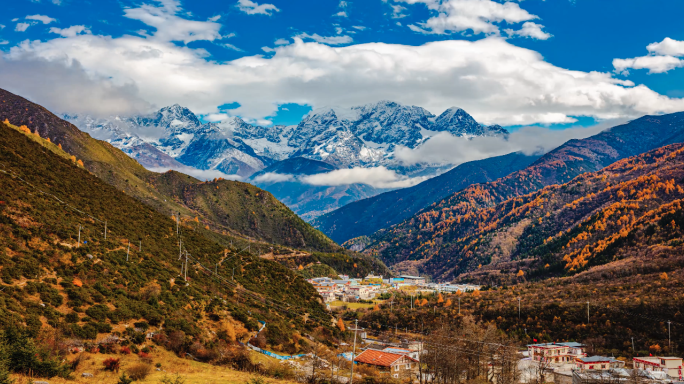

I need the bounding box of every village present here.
[302,274,684,384]
[306,273,482,304]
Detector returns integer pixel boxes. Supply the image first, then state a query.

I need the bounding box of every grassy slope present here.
[149,171,339,252]
[365,112,684,275]
[11,349,299,384]
[313,152,539,244]
[0,121,331,349]
[0,88,339,252]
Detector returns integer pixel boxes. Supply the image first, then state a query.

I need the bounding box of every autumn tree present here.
[437,293,444,304]
[445,299,452,307]
[298,265,304,270]
[337,318,345,332]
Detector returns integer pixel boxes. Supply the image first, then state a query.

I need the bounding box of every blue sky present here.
[1,0,684,127]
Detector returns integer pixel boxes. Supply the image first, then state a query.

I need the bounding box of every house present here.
[317,290,335,302]
[527,342,586,363]
[347,286,375,300]
[354,349,418,379]
[633,356,684,378]
[575,356,625,371]
[400,275,427,285]
[382,347,420,361]
[347,326,367,339]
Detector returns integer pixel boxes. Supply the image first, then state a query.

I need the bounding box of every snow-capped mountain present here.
[65,100,507,219]
[66,100,507,183]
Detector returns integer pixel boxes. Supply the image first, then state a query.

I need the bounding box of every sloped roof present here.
[354,349,416,367]
[577,356,616,363]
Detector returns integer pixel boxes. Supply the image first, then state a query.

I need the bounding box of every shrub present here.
[103,357,120,372]
[127,363,152,380]
[117,373,134,384]
[120,346,131,355]
[159,373,186,384]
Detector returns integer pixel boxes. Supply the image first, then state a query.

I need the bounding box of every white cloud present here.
[123,0,223,44]
[301,166,427,189]
[294,33,353,45]
[505,22,552,40]
[614,38,684,74]
[261,46,275,53]
[0,54,151,118]
[390,4,408,19]
[15,23,32,32]
[401,0,544,37]
[647,37,684,57]
[49,25,90,37]
[395,121,623,166]
[0,24,5,29]
[148,166,242,181]
[236,0,280,15]
[208,15,221,22]
[204,113,230,122]
[253,172,294,183]
[4,2,684,126]
[26,14,57,24]
[0,40,8,46]
[352,26,367,31]
[334,0,349,17]
[274,38,289,45]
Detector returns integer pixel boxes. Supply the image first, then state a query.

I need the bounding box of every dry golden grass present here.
[11,348,301,384]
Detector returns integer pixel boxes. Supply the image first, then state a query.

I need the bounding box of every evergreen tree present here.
[0,339,13,384]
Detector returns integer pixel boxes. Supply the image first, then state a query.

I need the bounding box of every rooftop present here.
[354,349,416,367]
[577,356,618,363]
[528,342,584,348]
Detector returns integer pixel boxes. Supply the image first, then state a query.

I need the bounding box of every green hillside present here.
[0,121,335,378]
[0,87,339,253]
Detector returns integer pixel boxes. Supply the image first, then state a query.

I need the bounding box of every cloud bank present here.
[395,121,624,166]
[2,1,684,127]
[614,37,684,74]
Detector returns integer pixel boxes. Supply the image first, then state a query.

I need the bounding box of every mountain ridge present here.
[360,111,684,277]
[313,151,540,243]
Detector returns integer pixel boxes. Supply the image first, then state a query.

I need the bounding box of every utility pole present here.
[232,267,235,281]
[176,212,179,235]
[668,321,672,351]
[518,297,521,320]
[587,302,590,324]
[631,337,635,353]
[458,297,461,314]
[104,221,107,240]
[349,319,358,384]
[78,225,81,247]
[127,240,130,262]
[139,240,142,253]
[184,251,188,282]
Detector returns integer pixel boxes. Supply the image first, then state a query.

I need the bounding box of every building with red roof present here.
[354,349,418,379]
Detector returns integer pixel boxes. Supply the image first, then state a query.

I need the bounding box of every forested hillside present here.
[0,87,339,252]
[368,142,684,281]
[0,121,334,376]
[362,112,684,276]
[314,152,539,244]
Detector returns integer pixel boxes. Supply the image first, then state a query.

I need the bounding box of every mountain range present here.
[65,101,508,219]
[312,151,541,244]
[0,88,338,252]
[356,112,684,278]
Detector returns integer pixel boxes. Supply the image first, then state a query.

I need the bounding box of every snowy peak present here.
[433,107,509,137]
[351,101,434,148]
[433,107,480,135]
[151,104,203,132]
